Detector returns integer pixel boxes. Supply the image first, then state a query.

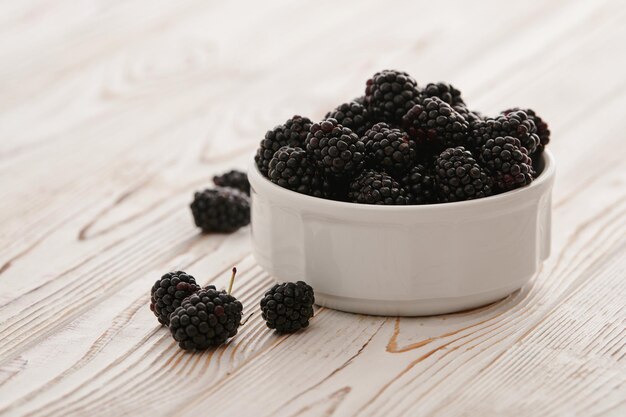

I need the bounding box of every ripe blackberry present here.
[255,115,312,176]
[325,99,372,136]
[348,169,408,205]
[363,123,416,173]
[260,281,315,333]
[305,118,365,178]
[365,70,420,124]
[190,188,250,233]
[402,97,469,153]
[150,271,200,326]
[480,136,535,191]
[470,110,539,154]
[399,164,436,204]
[169,268,243,350]
[455,105,484,124]
[213,170,249,195]
[503,108,550,154]
[268,146,323,197]
[421,82,465,107]
[435,146,493,202]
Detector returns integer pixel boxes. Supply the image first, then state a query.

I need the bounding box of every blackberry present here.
[255,115,312,176]
[348,169,408,205]
[435,146,493,202]
[421,82,465,107]
[150,271,201,326]
[268,146,323,197]
[190,188,250,233]
[399,164,436,204]
[402,97,469,153]
[363,122,416,173]
[503,108,550,154]
[213,170,249,195]
[365,70,420,124]
[260,281,315,333]
[325,99,372,136]
[470,110,539,154]
[480,136,535,191]
[305,118,365,178]
[169,268,243,350]
[455,105,484,124]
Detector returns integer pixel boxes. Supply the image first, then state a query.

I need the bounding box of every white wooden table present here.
[1,1,625,416]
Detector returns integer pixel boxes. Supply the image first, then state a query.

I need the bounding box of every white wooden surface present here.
[1,1,625,416]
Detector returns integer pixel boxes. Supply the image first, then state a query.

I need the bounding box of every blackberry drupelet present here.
[365,70,420,124]
[503,108,550,154]
[213,169,250,195]
[470,110,539,154]
[305,118,365,178]
[434,146,493,202]
[169,268,243,350]
[402,97,469,153]
[325,99,372,136]
[421,82,465,107]
[260,281,315,333]
[348,169,408,205]
[150,271,200,326]
[399,164,436,204]
[455,105,484,124]
[268,146,323,197]
[190,188,250,233]
[480,136,535,191]
[363,122,416,173]
[255,115,312,177]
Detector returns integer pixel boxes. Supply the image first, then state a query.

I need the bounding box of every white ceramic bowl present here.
[249,151,555,316]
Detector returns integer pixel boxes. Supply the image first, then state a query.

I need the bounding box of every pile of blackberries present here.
[150,268,315,351]
[255,70,551,204]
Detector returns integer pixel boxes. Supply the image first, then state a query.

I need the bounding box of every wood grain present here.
[0,0,625,416]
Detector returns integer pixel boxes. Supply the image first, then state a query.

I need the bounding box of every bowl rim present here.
[248,149,555,212]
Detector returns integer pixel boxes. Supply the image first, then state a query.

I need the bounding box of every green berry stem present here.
[227,267,237,295]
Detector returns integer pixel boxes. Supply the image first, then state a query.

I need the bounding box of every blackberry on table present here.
[402,97,469,153]
[399,164,436,204]
[150,271,200,326]
[502,108,550,154]
[348,169,408,205]
[169,268,243,350]
[363,122,416,174]
[213,170,249,195]
[325,99,372,136]
[480,136,535,191]
[260,281,315,333]
[305,118,365,178]
[268,146,323,197]
[470,110,539,154]
[435,146,493,202]
[190,188,250,233]
[365,70,420,124]
[421,82,465,107]
[255,115,312,177]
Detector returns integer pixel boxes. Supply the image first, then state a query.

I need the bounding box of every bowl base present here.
[315,284,523,316]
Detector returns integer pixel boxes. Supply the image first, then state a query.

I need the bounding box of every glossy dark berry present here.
[150,271,201,326]
[348,169,408,205]
[470,110,539,154]
[169,286,243,350]
[268,146,323,197]
[255,115,312,177]
[421,82,465,107]
[502,108,550,155]
[479,136,535,191]
[305,118,365,178]
[365,70,420,124]
[434,146,493,202]
[213,170,249,195]
[260,281,315,333]
[399,164,437,204]
[325,99,372,136]
[363,122,416,174]
[190,188,250,233]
